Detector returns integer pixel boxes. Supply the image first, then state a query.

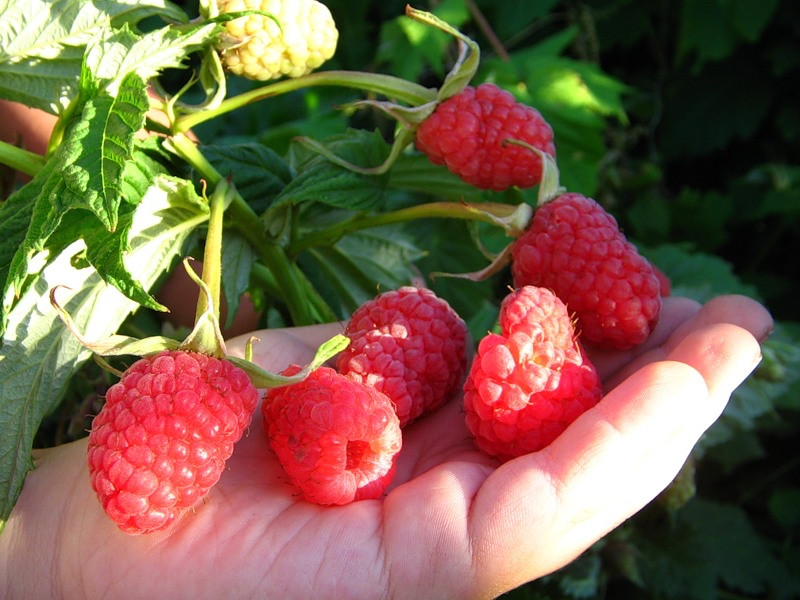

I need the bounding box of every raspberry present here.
[87,350,259,534]
[463,286,602,462]
[262,366,401,505]
[511,192,662,350]
[336,286,468,427]
[415,83,556,191]
[217,0,338,81]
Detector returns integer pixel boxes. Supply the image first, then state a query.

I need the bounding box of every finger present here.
[466,320,763,595]
[590,295,701,380]
[603,294,773,390]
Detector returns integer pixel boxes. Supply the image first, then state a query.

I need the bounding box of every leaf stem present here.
[288,201,524,253]
[0,140,45,177]
[174,70,437,133]
[195,179,229,321]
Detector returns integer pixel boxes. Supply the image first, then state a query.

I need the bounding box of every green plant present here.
[1,0,798,597]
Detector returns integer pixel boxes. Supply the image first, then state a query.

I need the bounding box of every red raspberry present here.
[463,286,602,462]
[262,366,401,505]
[87,350,259,534]
[336,286,468,427]
[511,193,662,350]
[415,83,556,191]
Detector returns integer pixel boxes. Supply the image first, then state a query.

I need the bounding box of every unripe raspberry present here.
[217,0,338,81]
[87,350,259,534]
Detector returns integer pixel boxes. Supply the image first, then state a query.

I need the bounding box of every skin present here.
[0,294,773,599]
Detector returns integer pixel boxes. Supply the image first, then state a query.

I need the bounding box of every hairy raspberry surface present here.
[415,83,555,191]
[262,366,402,505]
[464,286,602,462]
[87,350,259,534]
[511,193,662,350]
[218,0,338,81]
[336,286,468,427]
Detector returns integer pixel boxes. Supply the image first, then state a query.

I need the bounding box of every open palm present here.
[2,294,771,600]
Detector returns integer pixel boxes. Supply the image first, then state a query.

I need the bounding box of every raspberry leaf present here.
[0,0,188,112]
[0,174,209,528]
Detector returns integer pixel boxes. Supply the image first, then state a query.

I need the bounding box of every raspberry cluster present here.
[262,286,468,505]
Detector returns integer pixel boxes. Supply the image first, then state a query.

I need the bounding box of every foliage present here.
[1,0,798,597]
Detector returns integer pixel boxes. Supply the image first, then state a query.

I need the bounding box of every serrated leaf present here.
[0,0,188,112]
[0,73,150,325]
[278,129,390,211]
[0,174,208,525]
[84,21,220,96]
[388,153,485,201]
[679,499,800,596]
[221,232,256,328]
[62,71,149,229]
[640,244,760,304]
[202,143,292,213]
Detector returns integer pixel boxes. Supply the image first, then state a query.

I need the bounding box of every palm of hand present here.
[19,295,770,600]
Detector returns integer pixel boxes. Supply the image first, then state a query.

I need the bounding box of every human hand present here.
[0,294,772,599]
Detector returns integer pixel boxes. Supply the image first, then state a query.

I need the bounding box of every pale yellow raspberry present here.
[217,0,338,81]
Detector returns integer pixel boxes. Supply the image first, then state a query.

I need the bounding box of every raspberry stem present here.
[167,132,329,325]
[288,201,530,253]
[0,140,45,177]
[174,70,437,134]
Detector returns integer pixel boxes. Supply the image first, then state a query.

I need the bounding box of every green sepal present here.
[228,333,350,389]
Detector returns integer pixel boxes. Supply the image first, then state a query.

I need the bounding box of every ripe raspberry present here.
[463,286,602,462]
[336,286,468,427]
[87,350,259,534]
[415,83,555,191]
[511,193,662,350]
[262,365,401,505]
[217,0,338,81]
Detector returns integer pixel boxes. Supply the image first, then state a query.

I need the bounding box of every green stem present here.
[196,178,228,321]
[288,201,521,254]
[174,70,437,133]
[169,132,317,324]
[0,140,45,177]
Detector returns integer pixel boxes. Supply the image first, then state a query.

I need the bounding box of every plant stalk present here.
[174,70,437,133]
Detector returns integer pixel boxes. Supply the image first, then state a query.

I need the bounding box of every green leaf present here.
[0,174,208,526]
[63,71,150,229]
[0,0,188,112]
[84,21,221,96]
[201,143,292,213]
[679,499,800,597]
[388,153,485,202]
[677,0,780,68]
[220,232,256,329]
[277,130,390,211]
[640,244,760,304]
